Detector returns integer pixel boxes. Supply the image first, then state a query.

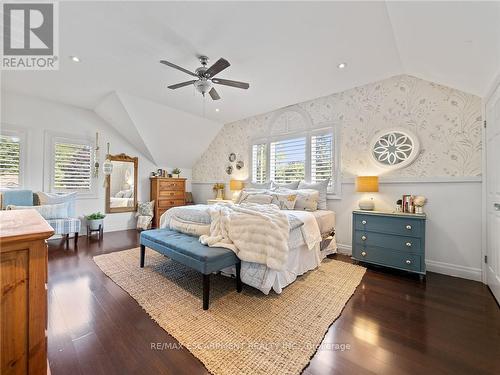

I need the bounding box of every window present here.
[252,143,267,184]
[52,139,92,192]
[311,133,333,184]
[0,133,21,188]
[251,126,339,195]
[270,137,306,183]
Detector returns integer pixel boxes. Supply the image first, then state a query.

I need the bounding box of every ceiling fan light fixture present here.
[194,79,212,95]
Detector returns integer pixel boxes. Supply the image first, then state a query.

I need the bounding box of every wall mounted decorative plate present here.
[226,165,233,175]
[236,160,244,170]
[369,128,420,170]
[228,153,236,162]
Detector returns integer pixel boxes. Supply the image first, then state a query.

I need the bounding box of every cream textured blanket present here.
[199,203,290,270]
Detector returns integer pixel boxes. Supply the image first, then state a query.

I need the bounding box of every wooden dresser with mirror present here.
[150,177,186,227]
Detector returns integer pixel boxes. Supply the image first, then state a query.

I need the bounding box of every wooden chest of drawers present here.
[352,210,426,278]
[150,177,187,228]
[1,210,54,375]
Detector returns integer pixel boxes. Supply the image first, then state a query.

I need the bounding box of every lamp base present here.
[358,198,375,210]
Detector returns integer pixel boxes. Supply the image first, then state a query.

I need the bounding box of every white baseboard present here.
[334,243,482,282]
[336,243,352,255]
[425,259,482,282]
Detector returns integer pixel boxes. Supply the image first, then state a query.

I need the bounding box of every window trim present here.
[250,122,341,198]
[45,131,96,198]
[0,126,27,189]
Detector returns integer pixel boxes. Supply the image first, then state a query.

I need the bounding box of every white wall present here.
[1,91,192,232]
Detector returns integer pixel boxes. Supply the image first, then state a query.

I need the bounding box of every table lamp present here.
[229,179,244,201]
[355,176,379,210]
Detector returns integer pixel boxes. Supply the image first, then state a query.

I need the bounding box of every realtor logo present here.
[2,2,59,70]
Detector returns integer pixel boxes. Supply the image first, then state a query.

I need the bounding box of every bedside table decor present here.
[352,210,426,279]
[355,176,379,210]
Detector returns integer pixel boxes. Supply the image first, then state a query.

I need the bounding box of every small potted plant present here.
[85,212,106,231]
[172,168,181,178]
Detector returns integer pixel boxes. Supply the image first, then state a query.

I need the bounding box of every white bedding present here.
[109,197,134,208]
[159,204,337,294]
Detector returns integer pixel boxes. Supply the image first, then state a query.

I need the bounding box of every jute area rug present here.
[94,248,365,375]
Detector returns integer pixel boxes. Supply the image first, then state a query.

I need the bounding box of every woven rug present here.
[94,248,365,375]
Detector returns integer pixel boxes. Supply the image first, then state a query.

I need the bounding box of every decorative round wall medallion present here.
[369,128,420,170]
[226,165,233,175]
[236,160,244,170]
[228,153,236,162]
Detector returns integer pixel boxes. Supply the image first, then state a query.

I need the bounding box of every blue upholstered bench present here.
[140,229,242,310]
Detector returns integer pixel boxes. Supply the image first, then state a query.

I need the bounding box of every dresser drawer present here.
[158,199,185,209]
[158,190,185,199]
[159,180,185,191]
[354,230,423,253]
[354,214,423,238]
[353,245,422,273]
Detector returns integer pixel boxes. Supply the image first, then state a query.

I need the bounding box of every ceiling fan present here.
[160,55,250,100]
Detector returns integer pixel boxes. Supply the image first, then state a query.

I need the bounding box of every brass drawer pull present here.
[406,242,412,247]
[361,235,367,241]
[361,251,367,257]
[361,220,367,225]
[405,260,412,264]
[406,225,412,230]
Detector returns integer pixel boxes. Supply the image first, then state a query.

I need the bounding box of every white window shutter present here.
[270,137,306,183]
[53,142,92,191]
[0,135,21,188]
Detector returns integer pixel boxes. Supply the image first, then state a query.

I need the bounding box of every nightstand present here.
[352,210,426,279]
[207,199,234,205]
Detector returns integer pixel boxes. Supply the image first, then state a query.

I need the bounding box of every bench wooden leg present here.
[236,261,242,293]
[203,274,210,310]
[74,232,79,246]
[65,234,69,249]
[140,245,145,268]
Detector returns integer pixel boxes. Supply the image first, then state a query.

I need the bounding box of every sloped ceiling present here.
[1,1,499,168]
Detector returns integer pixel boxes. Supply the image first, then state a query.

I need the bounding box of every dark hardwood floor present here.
[47,230,500,375]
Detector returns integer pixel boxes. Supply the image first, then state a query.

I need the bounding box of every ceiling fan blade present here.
[209,87,221,100]
[160,60,198,77]
[167,80,197,89]
[212,78,250,89]
[204,58,230,78]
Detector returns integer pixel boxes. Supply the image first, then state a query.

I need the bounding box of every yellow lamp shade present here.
[355,176,379,192]
[229,180,244,191]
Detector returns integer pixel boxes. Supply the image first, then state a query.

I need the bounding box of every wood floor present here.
[47,230,500,375]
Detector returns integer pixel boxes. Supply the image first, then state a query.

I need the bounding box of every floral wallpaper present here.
[192,75,482,183]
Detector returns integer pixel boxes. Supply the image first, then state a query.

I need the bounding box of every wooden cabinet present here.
[352,210,426,279]
[0,210,54,375]
[150,177,187,228]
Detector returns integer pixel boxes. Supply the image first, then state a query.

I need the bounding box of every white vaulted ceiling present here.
[2,1,499,167]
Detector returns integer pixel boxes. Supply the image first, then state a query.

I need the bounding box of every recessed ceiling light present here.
[337,62,346,69]
[70,56,80,63]
[215,108,220,112]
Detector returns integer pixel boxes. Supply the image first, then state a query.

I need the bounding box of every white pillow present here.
[293,189,319,211]
[123,190,133,198]
[298,180,329,210]
[271,181,300,190]
[239,192,274,205]
[271,192,298,210]
[236,188,269,204]
[245,181,272,189]
[7,202,69,219]
[115,191,125,198]
[36,192,77,217]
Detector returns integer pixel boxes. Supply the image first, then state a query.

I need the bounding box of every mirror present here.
[105,154,138,213]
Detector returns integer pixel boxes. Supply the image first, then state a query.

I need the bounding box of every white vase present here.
[216,189,224,200]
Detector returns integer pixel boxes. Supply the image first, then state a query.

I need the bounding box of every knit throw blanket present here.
[199,203,290,271]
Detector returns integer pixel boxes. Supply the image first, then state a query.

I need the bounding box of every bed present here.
[159,204,337,294]
[109,196,134,208]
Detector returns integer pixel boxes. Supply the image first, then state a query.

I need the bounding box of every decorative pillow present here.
[293,189,319,211]
[123,190,134,198]
[115,190,125,198]
[298,180,330,210]
[245,181,272,189]
[136,215,153,231]
[36,191,77,217]
[170,217,210,237]
[239,192,274,205]
[136,201,154,217]
[236,188,268,204]
[271,192,298,210]
[7,202,69,219]
[271,181,300,190]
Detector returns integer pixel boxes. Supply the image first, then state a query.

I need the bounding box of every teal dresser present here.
[352,210,426,279]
